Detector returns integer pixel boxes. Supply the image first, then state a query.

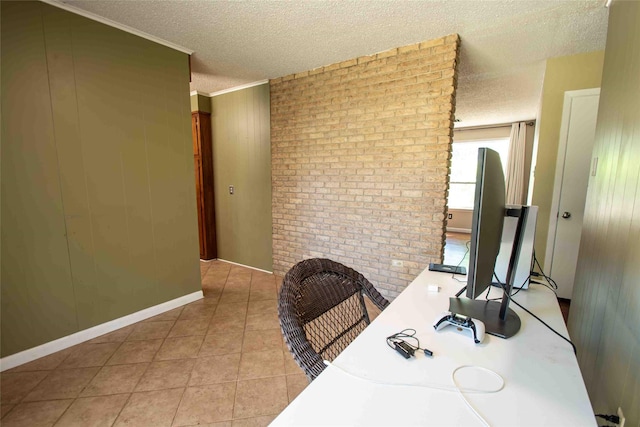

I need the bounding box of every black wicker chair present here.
[278,258,390,381]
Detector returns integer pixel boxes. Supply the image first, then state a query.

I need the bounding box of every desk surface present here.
[272,268,595,426]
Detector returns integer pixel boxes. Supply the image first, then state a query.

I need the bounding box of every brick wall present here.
[270,34,460,299]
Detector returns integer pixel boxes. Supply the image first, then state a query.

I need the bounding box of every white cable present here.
[452,365,504,427]
[323,361,504,426]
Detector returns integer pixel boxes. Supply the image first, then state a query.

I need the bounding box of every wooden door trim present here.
[192,111,217,260]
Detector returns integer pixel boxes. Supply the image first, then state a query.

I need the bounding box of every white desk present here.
[272,268,595,426]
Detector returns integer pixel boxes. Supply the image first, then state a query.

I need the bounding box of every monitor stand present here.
[449,297,521,339]
[448,206,528,339]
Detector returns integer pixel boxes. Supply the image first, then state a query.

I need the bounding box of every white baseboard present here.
[446,228,472,234]
[218,258,273,274]
[0,290,203,372]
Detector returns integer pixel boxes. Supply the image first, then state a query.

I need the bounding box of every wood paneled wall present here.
[1,1,200,357]
[211,84,273,271]
[568,2,640,424]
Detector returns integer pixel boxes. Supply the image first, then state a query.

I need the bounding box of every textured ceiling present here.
[62,0,609,127]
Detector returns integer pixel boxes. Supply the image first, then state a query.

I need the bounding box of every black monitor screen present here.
[466,148,505,300]
[449,147,525,339]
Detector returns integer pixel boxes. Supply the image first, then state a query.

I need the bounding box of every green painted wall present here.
[211,85,273,271]
[531,50,605,267]
[1,1,201,357]
[190,93,212,113]
[191,94,200,112]
[569,2,640,423]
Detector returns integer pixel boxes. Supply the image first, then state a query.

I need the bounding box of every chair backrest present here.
[278,258,390,380]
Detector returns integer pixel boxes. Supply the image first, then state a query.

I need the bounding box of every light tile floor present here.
[443,231,471,268]
[0,261,310,427]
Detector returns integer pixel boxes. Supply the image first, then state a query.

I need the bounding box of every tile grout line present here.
[3,262,286,426]
[111,333,163,425]
[230,268,252,421]
[172,262,236,425]
[50,339,127,426]
[116,302,195,426]
[169,386,189,427]
[72,314,172,425]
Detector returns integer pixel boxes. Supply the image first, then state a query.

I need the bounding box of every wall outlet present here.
[391,260,404,267]
[617,407,625,427]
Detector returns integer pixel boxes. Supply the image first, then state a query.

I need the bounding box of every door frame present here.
[544,87,600,273]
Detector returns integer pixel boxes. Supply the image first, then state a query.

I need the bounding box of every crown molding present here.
[40,0,194,55]
[209,80,269,97]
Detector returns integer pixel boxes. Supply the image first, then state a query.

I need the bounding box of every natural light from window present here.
[448,139,509,209]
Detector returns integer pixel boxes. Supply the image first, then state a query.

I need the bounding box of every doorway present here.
[544,88,600,300]
[445,127,511,266]
[192,110,217,260]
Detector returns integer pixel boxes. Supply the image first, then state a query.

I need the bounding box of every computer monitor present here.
[448,148,527,339]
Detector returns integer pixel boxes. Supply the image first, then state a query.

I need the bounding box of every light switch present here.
[229,185,234,195]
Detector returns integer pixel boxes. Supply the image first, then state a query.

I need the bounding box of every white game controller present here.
[433,311,486,344]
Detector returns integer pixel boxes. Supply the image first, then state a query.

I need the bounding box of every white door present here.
[545,88,600,299]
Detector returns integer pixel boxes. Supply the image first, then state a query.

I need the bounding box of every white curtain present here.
[505,122,527,205]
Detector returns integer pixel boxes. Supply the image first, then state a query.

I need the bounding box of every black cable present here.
[531,280,558,295]
[510,298,576,355]
[454,239,573,354]
[451,240,471,283]
[510,282,524,297]
[533,250,558,290]
[595,414,620,424]
[387,329,433,357]
[386,329,419,350]
[506,274,529,297]
[484,272,529,302]
[491,273,577,355]
[530,251,559,295]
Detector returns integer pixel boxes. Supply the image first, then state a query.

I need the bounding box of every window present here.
[448,139,509,209]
